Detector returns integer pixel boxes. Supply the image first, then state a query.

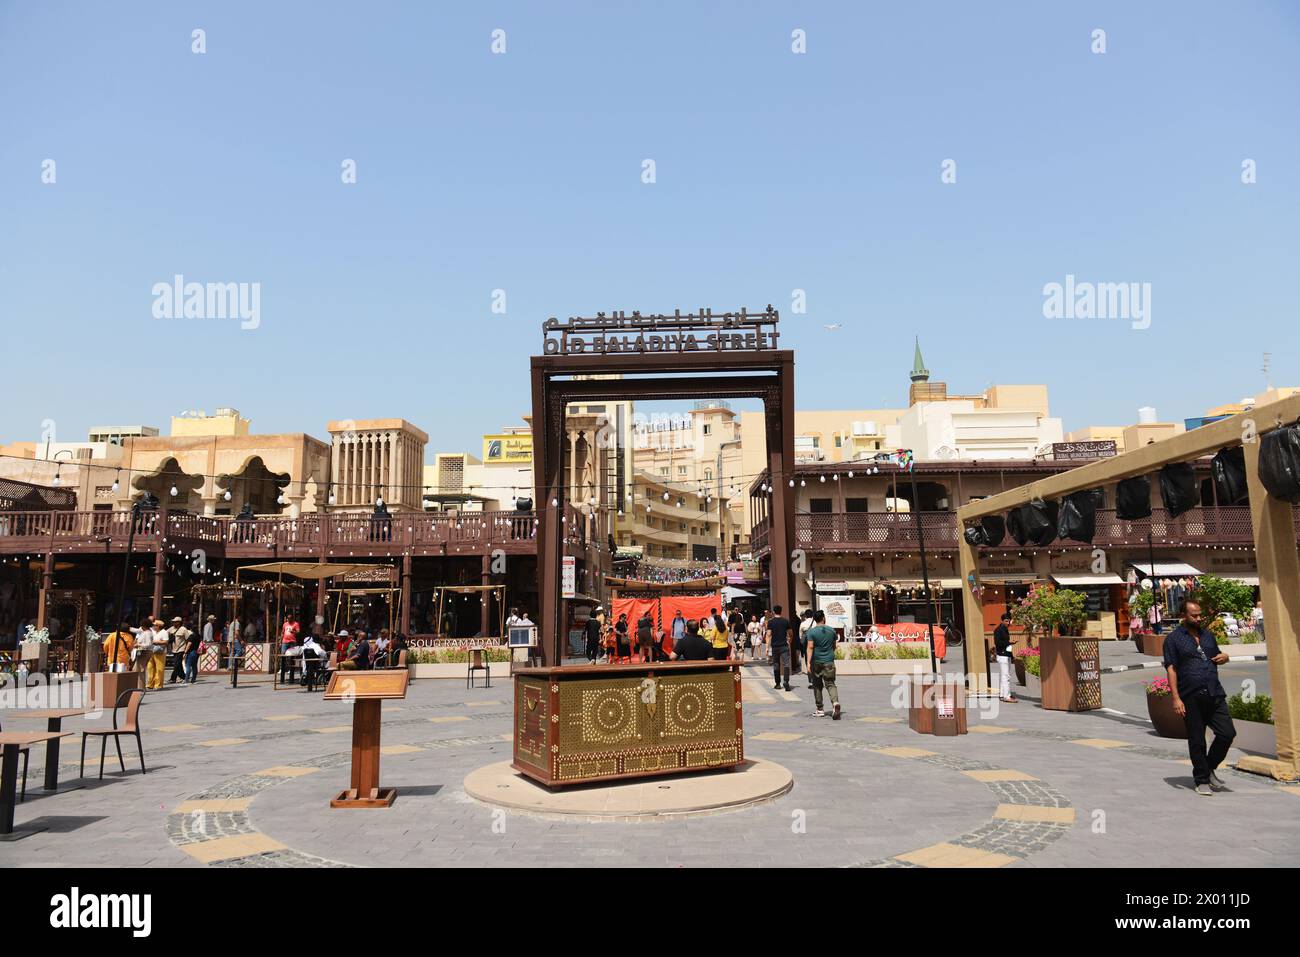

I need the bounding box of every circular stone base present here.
[463,759,793,820]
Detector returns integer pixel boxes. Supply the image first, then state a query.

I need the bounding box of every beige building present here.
[327,418,428,511]
[622,470,744,562]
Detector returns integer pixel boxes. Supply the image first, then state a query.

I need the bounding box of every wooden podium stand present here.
[323,670,409,808]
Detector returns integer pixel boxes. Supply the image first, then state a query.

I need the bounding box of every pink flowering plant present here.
[1144,676,1173,698]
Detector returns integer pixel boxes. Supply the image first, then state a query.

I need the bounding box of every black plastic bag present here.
[1159,462,1198,518]
[1115,476,1152,520]
[1009,500,1057,546]
[979,514,1005,547]
[963,514,1006,547]
[1210,447,1248,506]
[1058,488,1104,544]
[1259,424,1300,504]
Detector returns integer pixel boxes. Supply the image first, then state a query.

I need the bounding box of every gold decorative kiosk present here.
[512,661,743,787]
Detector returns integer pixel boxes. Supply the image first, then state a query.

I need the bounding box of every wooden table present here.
[0,731,72,837]
[6,709,88,792]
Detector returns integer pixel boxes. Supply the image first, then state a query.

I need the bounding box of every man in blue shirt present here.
[1162,600,1235,795]
[671,611,686,644]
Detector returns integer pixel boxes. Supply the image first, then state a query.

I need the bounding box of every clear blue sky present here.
[2,1,1297,458]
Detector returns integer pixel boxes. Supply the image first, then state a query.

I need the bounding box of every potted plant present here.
[20,624,51,672]
[1128,589,1164,655]
[1227,692,1275,757]
[1144,675,1187,738]
[1015,585,1093,710]
[1012,645,1039,685]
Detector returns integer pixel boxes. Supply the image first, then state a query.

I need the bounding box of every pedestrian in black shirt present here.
[767,605,792,691]
[992,613,1017,703]
[1162,601,1235,795]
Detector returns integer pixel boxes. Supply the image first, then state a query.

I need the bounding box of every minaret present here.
[910,337,930,383]
[908,337,944,405]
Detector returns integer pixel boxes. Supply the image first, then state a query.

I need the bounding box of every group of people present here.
[578,603,843,720]
[100,616,204,687]
[278,617,410,686]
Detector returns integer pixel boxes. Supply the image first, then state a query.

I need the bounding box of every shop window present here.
[846,498,868,512]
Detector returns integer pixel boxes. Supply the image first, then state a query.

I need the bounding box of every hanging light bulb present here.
[376,496,384,507]
[277,492,286,505]
[847,470,854,478]
[819,475,826,483]
[788,479,794,487]
[328,490,336,505]
[112,471,120,492]
[52,470,61,486]
[170,485,178,497]
[224,489,232,501]
[662,491,670,501]
[800,479,806,487]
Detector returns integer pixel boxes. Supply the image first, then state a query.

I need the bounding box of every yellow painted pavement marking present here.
[180,833,286,864]
[156,724,202,732]
[858,716,902,724]
[380,744,423,755]
[752,731,804,742]
[895,843,1016,868]
[253,766,321,778]
[757,710,796,718]
[175,798,252,813]
[466,701,502,708]
[312,725,353,734]
[741,683,775,703]
[994,804,1075,824]
[429,716,470,724]
[968,725,1017,734]
[876,746,937,759]
[1278,785,1300,796]
[498,733,513,742]
[197,737,250,747]
[264,714,306,722]
[777,689,801,702]
[1070,738,1131,750]
[963,769,1039,782]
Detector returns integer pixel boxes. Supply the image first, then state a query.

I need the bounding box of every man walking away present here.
[1164,601,1235,795]
[992,613,1017,703]
[797,609,814,686]
[805,610,841,719]
[585,606,603,663]
[184,624,202,683]
[768,606,792,691]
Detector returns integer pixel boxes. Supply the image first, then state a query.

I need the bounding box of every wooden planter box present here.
[88,670,143,711]
[907,674,967,735]
[1039,636,1102,712]
[1138,632,1165,657]
[1146,693,1187,738]
[20,640,49,671]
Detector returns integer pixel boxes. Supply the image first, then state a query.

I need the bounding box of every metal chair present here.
[0,718,31,802]
[80,688,146,779]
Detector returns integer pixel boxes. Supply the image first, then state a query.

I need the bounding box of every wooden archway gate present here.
[531,307,796,667]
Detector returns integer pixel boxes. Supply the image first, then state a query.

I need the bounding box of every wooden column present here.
[36,552,53,629]
[1242,440,1300,777]
[152,549,165,620]
[957,531,991,695]
[480,553,491,639]
[400,553,412,635]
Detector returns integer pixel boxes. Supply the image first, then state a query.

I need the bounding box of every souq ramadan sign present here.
[542,307,781,356]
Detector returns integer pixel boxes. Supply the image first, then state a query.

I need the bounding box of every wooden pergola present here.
[956,393,1300,779]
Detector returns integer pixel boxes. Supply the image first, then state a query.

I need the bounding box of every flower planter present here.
[1230,718,1276,758]
[1138,633,1165,657]
[1146,692,1187,739]
[20,640,49,671]
[408,662,512,680]
[834,659,930,676]
[1039,635,1101,712]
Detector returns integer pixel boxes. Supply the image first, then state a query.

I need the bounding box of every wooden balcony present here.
[0,506,593,560]
[748,505,1288,555]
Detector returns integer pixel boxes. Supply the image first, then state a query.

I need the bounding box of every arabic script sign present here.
[542,306,781,356]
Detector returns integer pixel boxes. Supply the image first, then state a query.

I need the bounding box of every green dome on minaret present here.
[910,337,930,383]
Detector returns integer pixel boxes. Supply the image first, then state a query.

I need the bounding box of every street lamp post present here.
[900,451,939,674]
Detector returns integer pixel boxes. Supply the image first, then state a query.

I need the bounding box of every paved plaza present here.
[2,659,1296,868]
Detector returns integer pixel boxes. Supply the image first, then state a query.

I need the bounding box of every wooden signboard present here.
[1040,637,1102,711]
[324,670,410,807]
